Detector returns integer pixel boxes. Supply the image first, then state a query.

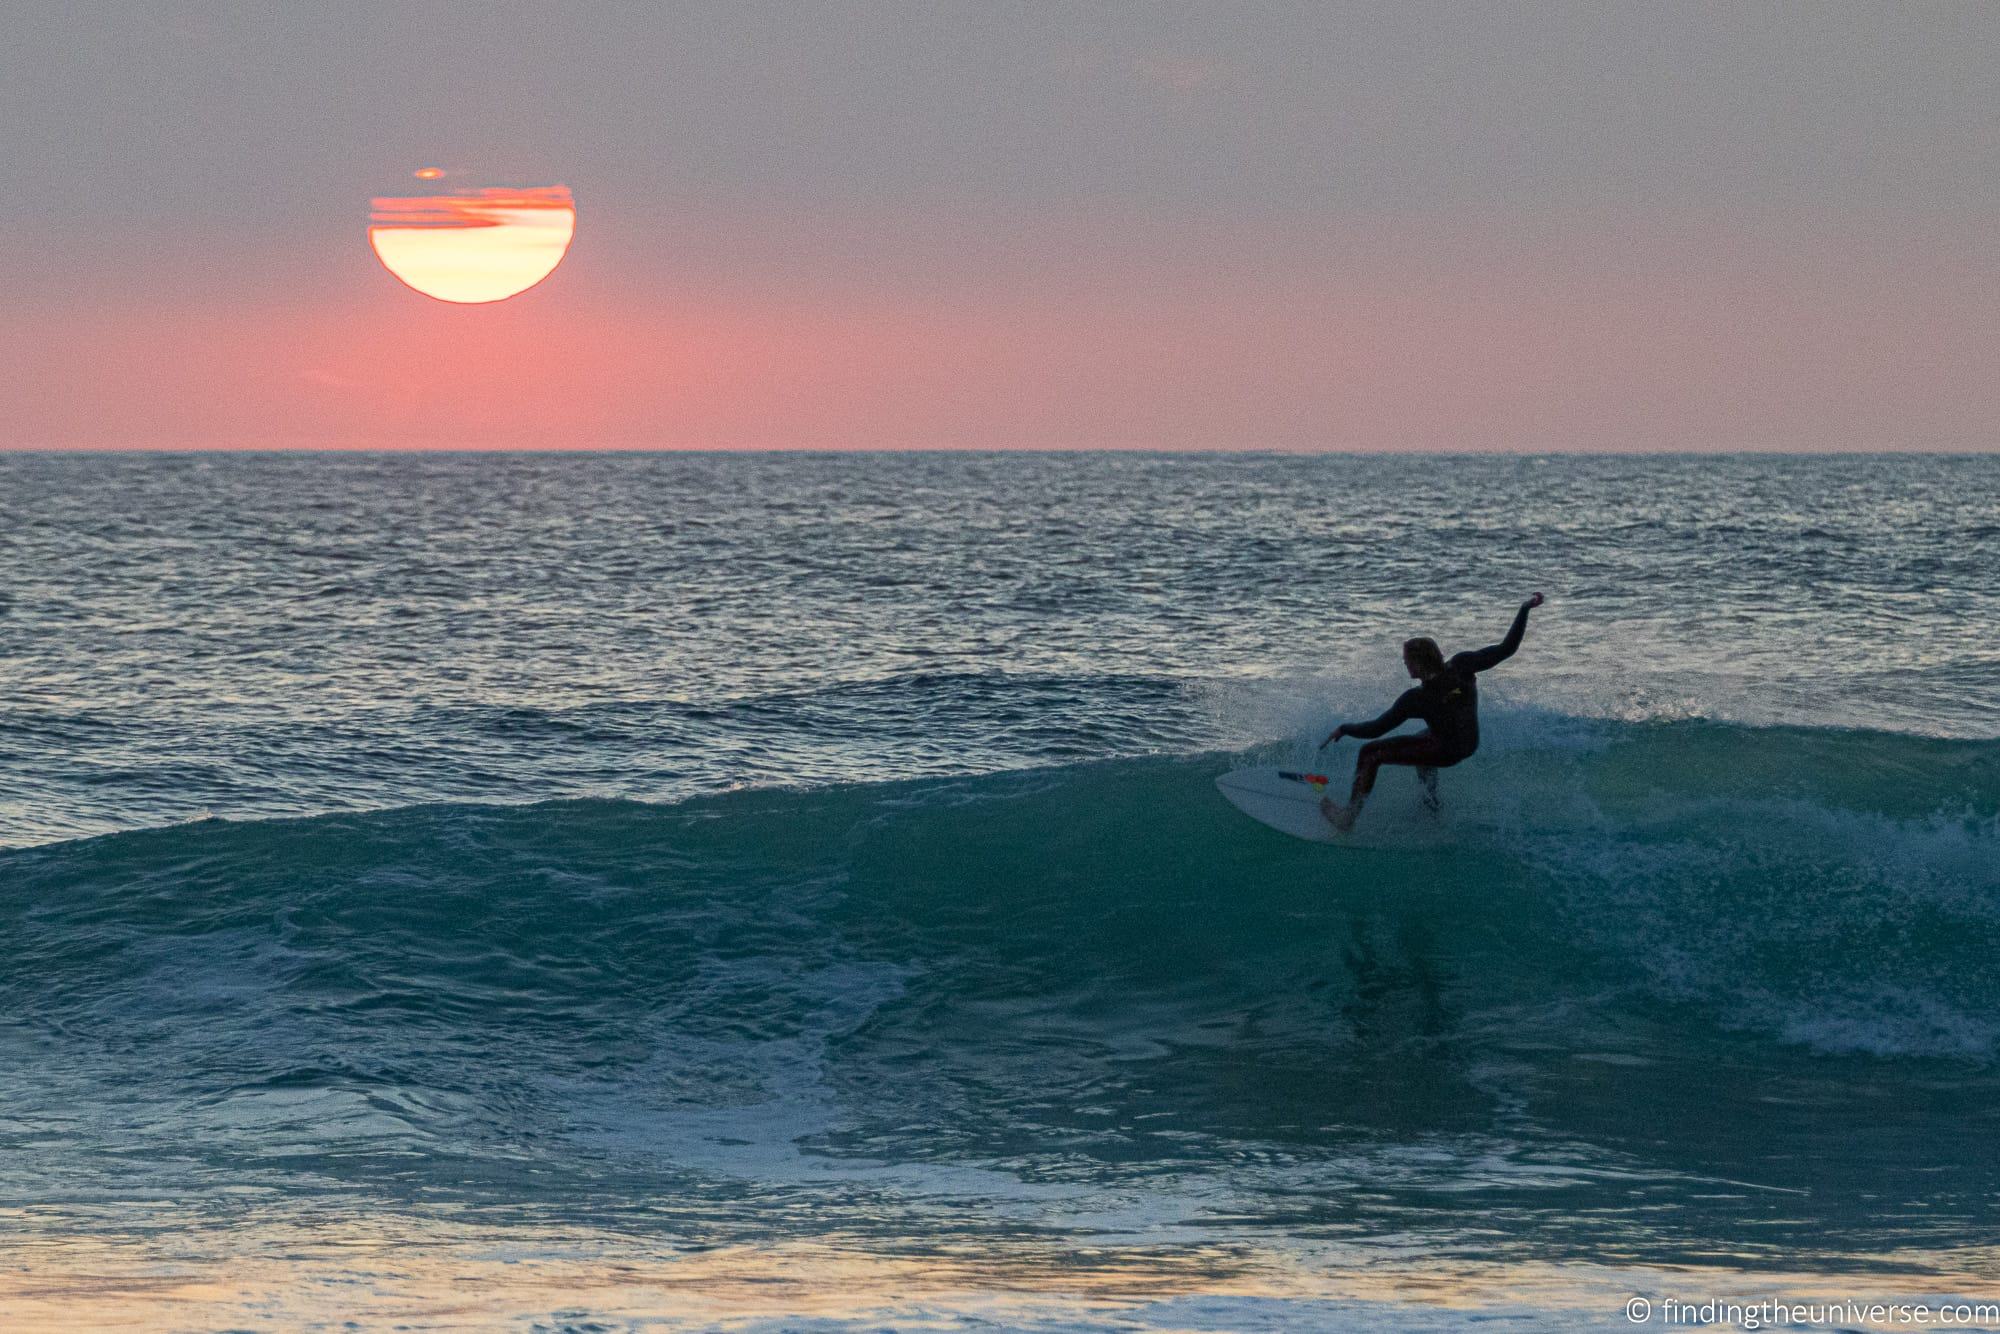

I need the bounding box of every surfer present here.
[1318,593,1544,832]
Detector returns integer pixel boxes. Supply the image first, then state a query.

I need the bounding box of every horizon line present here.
[5,444,1996,458]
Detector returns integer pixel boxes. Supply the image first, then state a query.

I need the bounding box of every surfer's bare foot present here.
[1320,796,1356,833]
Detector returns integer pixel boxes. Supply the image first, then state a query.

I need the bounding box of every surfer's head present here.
[1402,637,1445,680]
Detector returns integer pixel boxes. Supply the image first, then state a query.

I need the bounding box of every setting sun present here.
[367,184,575,304]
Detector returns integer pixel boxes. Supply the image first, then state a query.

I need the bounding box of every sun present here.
[368,181,576,304]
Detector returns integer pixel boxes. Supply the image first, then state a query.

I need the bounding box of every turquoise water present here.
[2,453,1996,1328]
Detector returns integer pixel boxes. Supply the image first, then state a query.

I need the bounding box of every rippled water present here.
[2,452,1996,1329]
[6,452,1996,847]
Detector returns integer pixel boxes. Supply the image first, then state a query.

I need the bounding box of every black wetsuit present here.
[1343,601,1533,770]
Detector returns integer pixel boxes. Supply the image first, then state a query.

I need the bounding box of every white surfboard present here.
[1215,765,1344,843]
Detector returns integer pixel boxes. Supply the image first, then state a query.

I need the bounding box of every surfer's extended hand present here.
[1321,724,1350,748]
[1524,592,1545,609]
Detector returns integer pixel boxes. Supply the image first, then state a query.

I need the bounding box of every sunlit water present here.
[2,452,1996,1330]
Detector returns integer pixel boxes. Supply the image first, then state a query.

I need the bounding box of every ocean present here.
[2,451,1996,1330]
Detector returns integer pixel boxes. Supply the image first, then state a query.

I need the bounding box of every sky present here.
[5,1,1995,451]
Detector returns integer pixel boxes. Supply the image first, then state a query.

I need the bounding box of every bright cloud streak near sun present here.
[368,183,576,304]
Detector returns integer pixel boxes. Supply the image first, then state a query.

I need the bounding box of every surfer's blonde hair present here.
[1402,637,1445,677]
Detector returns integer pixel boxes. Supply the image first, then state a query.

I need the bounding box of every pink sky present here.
[13,209,1993,451]
[6,6,1995,450]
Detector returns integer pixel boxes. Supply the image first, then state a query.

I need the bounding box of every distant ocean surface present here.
[2,452,1996,1330]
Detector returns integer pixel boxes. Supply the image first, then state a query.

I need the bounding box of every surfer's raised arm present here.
[1452,593,1544,674]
